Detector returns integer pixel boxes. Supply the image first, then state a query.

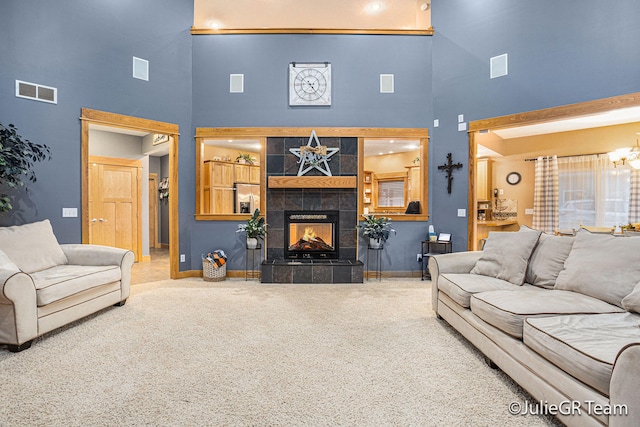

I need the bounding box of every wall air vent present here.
[133,56,149,81]
[490,53,508,79]
[15,80,57,104]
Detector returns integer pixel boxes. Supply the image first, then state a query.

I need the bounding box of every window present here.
[361,137,427,218]
[196,137,264,218]
[558,155,631,230]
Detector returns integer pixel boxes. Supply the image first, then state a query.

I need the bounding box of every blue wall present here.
[190,34,433,272]
[0,0,193,245]
[430,0,640,251]
[4,0,640,273]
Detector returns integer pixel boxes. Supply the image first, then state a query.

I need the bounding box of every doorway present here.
[81,108,180,279]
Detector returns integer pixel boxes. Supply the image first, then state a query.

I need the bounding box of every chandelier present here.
[608,133,640,169]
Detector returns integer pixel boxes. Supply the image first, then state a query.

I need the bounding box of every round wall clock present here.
[289,62,331,106]
[506,171,521,185]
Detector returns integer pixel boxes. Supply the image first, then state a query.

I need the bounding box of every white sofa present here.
[0,220,134,352]
[429,228,640,426]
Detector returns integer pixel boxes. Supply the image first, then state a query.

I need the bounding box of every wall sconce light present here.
[608,133,640,169]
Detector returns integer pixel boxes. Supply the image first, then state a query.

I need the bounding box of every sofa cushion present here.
[525,232,574,289]
[621,281,640,314]
[523,313,640,396]
[30,264,121,306]
[0,249,20,273]
[470,289,624,339]
[0,219,68,273]
[439,273,533,308]
[470,230,541,285]
[555,230,640,307]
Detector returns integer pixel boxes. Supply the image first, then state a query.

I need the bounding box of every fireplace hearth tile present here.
[302,190,322,210]
[339,192,357,210]
[312,265,332,283]
[268,210,284,229]
[267,138,284,155]
[266,228,283,249]
[293,265,313,283]
[267,189,284,211]
[340,155,357,175]
[273,264,292,283]
[267,155,284,175]
[321,191,340,210]
[340,138,358,155]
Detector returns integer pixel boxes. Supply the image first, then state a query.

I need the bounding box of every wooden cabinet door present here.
[212,162,234,187]
[211,188,234,213]
[249,165,260,184]
[408,166,421,201]
[234,164,251,183]
[476,158,492,201]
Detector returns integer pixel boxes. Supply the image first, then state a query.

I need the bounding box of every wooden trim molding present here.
[268,176,357,189]
[81,108,180,279]
[469,91,640,132]
[196,127,429,139]
[191,27,434,36]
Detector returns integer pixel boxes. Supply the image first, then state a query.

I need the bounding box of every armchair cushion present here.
[0,249,20,273]
[0,220,67,273]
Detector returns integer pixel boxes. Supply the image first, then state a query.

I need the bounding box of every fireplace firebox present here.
[284,210,339,259]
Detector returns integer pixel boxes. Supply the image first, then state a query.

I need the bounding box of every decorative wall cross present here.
[437,152,463,194]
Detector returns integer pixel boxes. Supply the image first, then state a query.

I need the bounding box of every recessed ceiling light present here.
[371,3,381,11]
[388,151,394,154]
[228,139,233,142]
[389,140,394,143]
[378,152,384,155]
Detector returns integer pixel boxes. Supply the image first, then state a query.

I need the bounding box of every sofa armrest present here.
[610,342,640,427]
[428,251,482,315]
[0,270,38,346]
[60,244,135,301]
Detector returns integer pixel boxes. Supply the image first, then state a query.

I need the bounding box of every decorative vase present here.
[247,237,258,249]
[369,238,383,249]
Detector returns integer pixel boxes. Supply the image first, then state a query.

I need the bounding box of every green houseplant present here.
[357,214,396,249]
[237,208,267,249]
[0,123,51,213]
[236,153,254,164]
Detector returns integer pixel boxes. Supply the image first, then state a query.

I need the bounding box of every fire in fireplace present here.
[284,210,339,259]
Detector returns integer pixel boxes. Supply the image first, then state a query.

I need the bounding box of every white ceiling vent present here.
[490,54,508,79]
[15,80,57,104]
[133,57,149,81]
[380,74,394,93]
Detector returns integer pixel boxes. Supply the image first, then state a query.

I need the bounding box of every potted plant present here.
[357,214,396,249]
[236,153,254,164]
[237,208,267,249]
[0,123,51,213]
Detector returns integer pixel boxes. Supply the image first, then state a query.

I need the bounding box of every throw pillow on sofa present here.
[525,232,575,289]
[555,230,640,307]
[470,229,542,285]
[0,219,68,273]
[621,281,640,314]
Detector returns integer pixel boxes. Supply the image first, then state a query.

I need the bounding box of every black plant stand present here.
[421,240,452,280]
[245,243,262,280]
[366,243,383,281]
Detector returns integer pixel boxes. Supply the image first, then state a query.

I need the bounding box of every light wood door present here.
[476,158,493,201]
[212,161,234,187]
[249,165,260,184]
[235,164,251,183]
[89,156,142,261]
[149,173,159,249]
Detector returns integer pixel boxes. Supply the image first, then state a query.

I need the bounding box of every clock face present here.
[289,63,331,106]
[506,172,521,185]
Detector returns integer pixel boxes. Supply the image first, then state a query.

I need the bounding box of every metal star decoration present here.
[289,130,339,176]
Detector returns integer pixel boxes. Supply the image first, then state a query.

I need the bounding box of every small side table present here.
[366,244,384,281]
[421,240,452,280]
[245,244,262,280]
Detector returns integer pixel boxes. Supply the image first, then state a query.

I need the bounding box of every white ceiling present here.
[204,139,262,152]
[493,106,640,139]
[363,139,420,157]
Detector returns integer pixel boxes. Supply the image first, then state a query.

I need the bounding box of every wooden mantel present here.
[268,176,357,189]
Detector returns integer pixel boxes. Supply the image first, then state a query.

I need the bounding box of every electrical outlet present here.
[180,254,185,263]
[525,208,534,215]
[499,188,504,195]
[417,253,423,262]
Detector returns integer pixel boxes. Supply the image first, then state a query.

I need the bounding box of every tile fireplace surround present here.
[261,136,364,283]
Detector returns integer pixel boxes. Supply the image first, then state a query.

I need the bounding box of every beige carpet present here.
[0,279,560,426]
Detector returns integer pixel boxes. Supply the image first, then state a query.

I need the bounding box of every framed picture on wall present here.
[153,134,170,145]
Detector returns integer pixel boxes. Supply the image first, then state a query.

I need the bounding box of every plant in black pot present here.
[0,123,51,213]
[357,214,396,249]
[237,208,267,249]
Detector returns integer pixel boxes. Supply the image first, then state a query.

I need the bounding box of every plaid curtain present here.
[630,168,640,223]
[532,156,559,233]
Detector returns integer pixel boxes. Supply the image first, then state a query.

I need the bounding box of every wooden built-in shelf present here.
[268,176,357,189]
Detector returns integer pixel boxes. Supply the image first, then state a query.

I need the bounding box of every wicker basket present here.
[203,260,226,282]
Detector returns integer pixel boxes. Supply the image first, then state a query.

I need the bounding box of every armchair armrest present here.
[428,251,482,315]
[610,342,640,426]
[60,244,135,301]
[0,270,38,346]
